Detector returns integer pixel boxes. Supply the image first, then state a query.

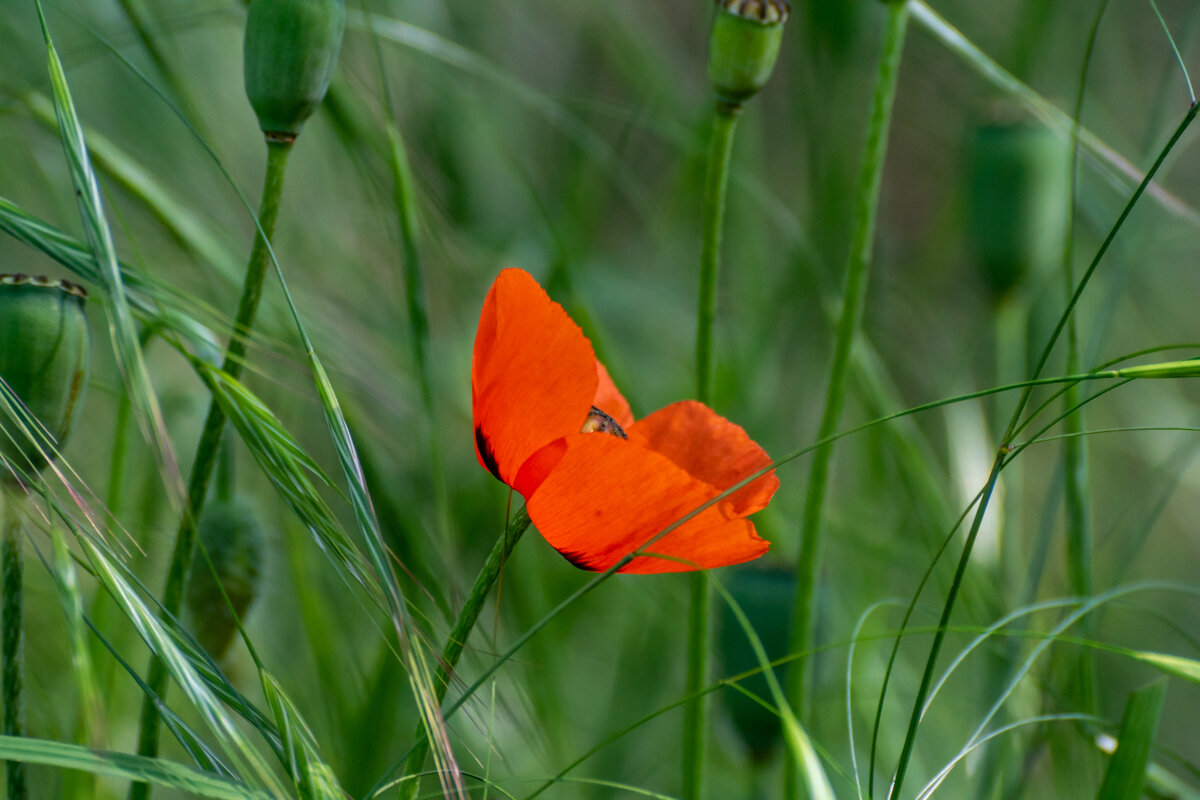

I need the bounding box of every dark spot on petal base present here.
[475,426,502,482]
[558,548,603,571]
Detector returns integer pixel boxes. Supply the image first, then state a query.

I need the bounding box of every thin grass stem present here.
[787,0,910,755]
[685,99,741,800]
[129,139,293,800]
[399,508,531,799]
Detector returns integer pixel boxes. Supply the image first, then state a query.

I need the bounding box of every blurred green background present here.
[2,0,1200,797]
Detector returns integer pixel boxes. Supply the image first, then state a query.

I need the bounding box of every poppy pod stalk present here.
[472,268,778,574]
[0,275,90,486]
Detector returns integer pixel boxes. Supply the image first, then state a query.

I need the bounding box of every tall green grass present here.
[0,0,1198,798]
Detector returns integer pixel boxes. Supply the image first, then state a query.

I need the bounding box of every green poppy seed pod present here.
[0,275,90,486]
[718,566,796,763]
[708,0,790,106]
[243,0,346,143]
[966,119,1070,299]
[184,501,266,659]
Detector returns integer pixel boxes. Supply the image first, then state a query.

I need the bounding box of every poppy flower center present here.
[581,406,627,439]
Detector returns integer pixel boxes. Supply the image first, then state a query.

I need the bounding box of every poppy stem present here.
[686,99,741,800]
[129,138,294,800]
[399,507,531,799]
[695,103,741,406]
[787,0,909,793]
[1,489,27,800]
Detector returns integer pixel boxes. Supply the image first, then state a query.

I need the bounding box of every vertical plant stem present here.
[685,101,741,800]
[400,509,530,799]
[694,104,741,406]
[1061,0,1109,723]
[1,490,26,800]
[129,139,293,800]
[787,0,909,730]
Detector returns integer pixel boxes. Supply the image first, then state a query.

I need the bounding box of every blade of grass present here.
[713,577,834,800]
[1096,680,1168,800]
[33,0,184,510]
[259,673,345,800]
[0,734,271,799]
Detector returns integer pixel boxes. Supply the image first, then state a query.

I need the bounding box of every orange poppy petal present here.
[593,361,634,430]
[527,434,769,574]
[472,269,597,488]
[628,400,778,516]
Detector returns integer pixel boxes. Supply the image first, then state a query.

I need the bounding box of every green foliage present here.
[0,1,1197,798]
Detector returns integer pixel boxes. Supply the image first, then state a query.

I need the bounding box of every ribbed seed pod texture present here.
[183,501,266,659]
[243,0,346,141]
[0,274,90,485]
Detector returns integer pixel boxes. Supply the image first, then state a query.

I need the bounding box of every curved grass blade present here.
[712,577,835,800]
[32,1,184,509]
[0,735,270,800]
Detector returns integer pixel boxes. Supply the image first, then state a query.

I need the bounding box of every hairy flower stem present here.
[129,139,293,800]
[787,0,908,736]
[685,99,741,800]
[400,509,531,799]
[2,491,26,800]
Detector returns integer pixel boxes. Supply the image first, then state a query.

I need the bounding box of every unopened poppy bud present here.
[184,501,265,659]
[718,566,796,763]
[0,275,90,485]
[708,0,790,106]
[966,118,1069,299]
[243,0,346,143]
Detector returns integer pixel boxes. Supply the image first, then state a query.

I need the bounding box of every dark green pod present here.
[708,0,790,106]
[966,119,1069,299]
[0,274,90,485]
[184,501,266,659]
[243,0,346,142]
[718,565,796,763]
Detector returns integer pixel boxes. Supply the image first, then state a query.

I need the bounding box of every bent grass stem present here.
[128,139,293,800]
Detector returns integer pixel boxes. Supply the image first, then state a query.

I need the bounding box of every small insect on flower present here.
[581,406,628,439]
[471,268,778,574]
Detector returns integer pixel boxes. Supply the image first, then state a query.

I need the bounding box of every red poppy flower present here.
[472,268,778,574]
